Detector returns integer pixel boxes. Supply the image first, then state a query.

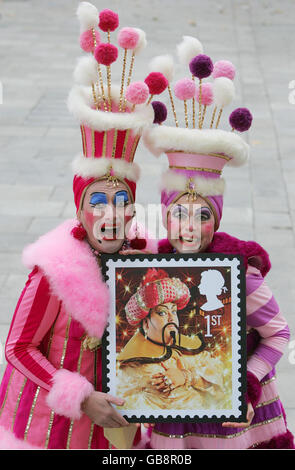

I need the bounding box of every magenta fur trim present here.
[207,232,271,277]
[158,231,271,277]
[246,371,262,408]
[252,430,295,449]
[47,369,94,421]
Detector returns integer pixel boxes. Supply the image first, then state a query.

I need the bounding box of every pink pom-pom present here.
[174,78,196,100]
[94,43,118,66]
[212,60,236,80]
[144,72,168,95]
[195,82,213,105]
[126,82,149,105]
[98,9,119,32]
[118,27,140,50]
[79,30,101,53]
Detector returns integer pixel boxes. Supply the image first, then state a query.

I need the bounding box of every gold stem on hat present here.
[98,66,108,111]
[215,108,223,128]
[201,104,207,128]
[91,28,97,47]
[126,51,135,88]
[131,103,136,112]
[192,75,196,128]
[119,48,128,112]
[184,100,189,128]
[91,28,107,111]
[147,94,154,105]
[198,79,202,129]
[107,65,112,112]
[231,127,235,132]
[168,84,178,127]
[91,83,99,110]
[210,105,217,128]
[122,51,136,112]
[104,29,111,111]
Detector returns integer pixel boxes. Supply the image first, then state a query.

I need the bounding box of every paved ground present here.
[0,0,295,437]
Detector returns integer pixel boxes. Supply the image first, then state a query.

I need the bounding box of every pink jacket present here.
[0,219,154,449]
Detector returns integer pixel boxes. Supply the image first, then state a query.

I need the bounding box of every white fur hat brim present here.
[143,125,249,167]
[67,84,154,133]
[161,170,226,196]
[72,154,140,182]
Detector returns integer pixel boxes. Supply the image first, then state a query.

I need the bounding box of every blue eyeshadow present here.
[113,190,129,205]
[90,193,108,205]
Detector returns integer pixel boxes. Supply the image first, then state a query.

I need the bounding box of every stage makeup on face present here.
[79,179,134,254]
[143,302,179,345]
[167,195,215,254]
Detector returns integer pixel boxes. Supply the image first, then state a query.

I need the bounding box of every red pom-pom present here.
[98,9,119,32]
[144,72,168,95]
[130,237,147,250]
[94,43,118,66]
[142,268,169,286]
[71,223,87,240]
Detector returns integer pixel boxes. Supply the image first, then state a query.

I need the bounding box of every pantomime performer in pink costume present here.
[0,3,158,449]
[143,37,294,449]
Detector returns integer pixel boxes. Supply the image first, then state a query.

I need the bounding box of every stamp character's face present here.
[167,195,215,253]
[78,179,134,253]
[144,302,179,345]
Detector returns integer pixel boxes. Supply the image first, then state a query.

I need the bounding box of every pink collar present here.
[22,219,109,338]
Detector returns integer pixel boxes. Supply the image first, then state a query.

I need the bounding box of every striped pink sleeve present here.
[5,266,61,391]
[246,266,290,381]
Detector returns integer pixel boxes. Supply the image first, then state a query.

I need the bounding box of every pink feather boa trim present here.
[46,369,94,421]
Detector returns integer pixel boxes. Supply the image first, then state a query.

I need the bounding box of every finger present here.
[152,373,165,378]
[104,417,124,428]
[105,394,125,407]
[222,421,248,428]
[155,382,168,391]
[152,377,164,385]
[111,410,129,427]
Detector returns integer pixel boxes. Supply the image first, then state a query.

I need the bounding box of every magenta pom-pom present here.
[144,72,168,95]
[174,78,196,100]
[213,60,236,80]
[98,9,119,32]
[152,101,167,124]
[189,54,213,79]
[94,43,118,66]
[125,82,149,105]
[229,107,253,132]
[118,27,140,50]
[71,223,87,240]
[130,237,147,250]
[195,82,213,105]
[79,30,101,53]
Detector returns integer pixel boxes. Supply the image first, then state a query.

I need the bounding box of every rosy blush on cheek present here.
[168,218,181,239]
[83,209,97,228]
[202,220,215,235]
